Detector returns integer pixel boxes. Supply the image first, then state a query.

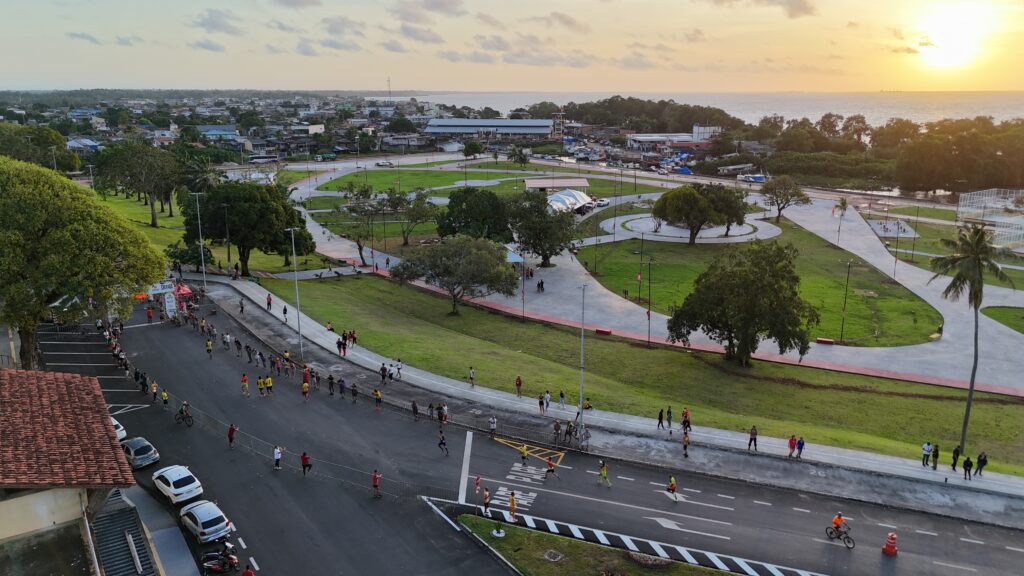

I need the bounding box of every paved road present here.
[36,302,1024,575]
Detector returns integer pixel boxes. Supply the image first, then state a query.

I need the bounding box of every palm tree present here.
[182,154,222,194]
[928,224,1014,453]
[835,197,849,244]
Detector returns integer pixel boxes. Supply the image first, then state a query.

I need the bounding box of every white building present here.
[626,124,723,152]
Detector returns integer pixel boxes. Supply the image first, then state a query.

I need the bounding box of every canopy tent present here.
[547,189,594,213]
[174,284,194,297]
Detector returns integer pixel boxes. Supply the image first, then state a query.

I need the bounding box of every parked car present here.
[152,465,204,504]
[595,198,610,207]
[122,437,160,469]
[180,500,234,543]
[111,417,126,442]
[374,160,394,167]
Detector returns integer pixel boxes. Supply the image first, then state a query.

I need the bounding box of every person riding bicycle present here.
[831,512,848,535]
[178,401,190,418]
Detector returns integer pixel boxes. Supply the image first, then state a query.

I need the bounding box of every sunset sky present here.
[6,0,1023,91]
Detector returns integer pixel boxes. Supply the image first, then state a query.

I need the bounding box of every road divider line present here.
[932,561,977,572]
[792,507,811,513]
[237,537,246,549]
[1006,546,1024,553]
[682,488,701,493]
[457,431,473,504]
[616,476,634,481]
[812,538,846,547]
[652,490,734,511]
[249,557,260,571]
[877,523,897,529]
[587,470,598,475]
[959,538,984,544]
[716,494,735,500]
[916,530,939,536]
[649,481,662,486]
[753,501,772,506]
[421,496,461,532]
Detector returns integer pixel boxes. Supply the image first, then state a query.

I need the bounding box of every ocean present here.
[411,91,1024,127]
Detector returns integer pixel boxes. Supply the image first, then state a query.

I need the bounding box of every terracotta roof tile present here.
[0,369,135,488]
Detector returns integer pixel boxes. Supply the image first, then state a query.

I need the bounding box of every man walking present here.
[273,446,284,470]
[952,445,961,471]
[797,436,805,459]
[976,452,988,477]
[544,390,551,411]
[748,426,758,451]
[488,415,497,439]
[922,441,933,466]
[300,452,312,476]
[788,435,797,458]
[559,390,566,409]
[657,409,665,430]
[598,460,612,487]
[514,375,522,398]
[667,406,673,429]
[932,444,940,470]
[379,363,387,385]
[266,294,272,311]
[227,424,237,449]
[482,487,490,515]
[682,431,690,458]
[372,470,382,498]
[469,366,475,388]
[520,444,528,466]
[962,456,974,480]
[667,475,678,501]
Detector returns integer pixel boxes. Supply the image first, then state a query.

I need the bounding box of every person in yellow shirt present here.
[265,375,273,395]
[161,389,169,410]
[520,444,528,465]
[257,376,265,397]
[302,381,310,402]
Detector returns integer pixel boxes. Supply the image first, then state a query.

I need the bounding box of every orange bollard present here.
[882,532,898,556]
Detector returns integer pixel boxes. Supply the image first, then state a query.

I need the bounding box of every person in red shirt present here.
[300,452,312,476]
[372,469,382,498]
[227,424,237,449]
[788,435,798,458]
[266,294,272,311]
[242,565,255,576]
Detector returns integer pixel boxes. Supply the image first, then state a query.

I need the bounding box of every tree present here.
[871,118,920,150]
[509,146,529,168]
[706,186,747,237]
[179,125,202,143]
[437,187,510,241]
[236,110,265,132]
[180,152,223,198]
[667,241,819,366]
[335,182,379,266]
[164,240,213,272]
[834,197,849,244]
[652,185,724,245]
[816,113,844,138]
[776,126,816,153]
[840,114,871,143]
[463,141,484,159]
[94,142,181,226]
[0,157,165,369]
[391,235,518,314]
[0,124,80,171]
[384,188,439,246]
[929,224,1015,453]
[760,175,810,222]
[509,190,577,267]
[385,115,416,133]
[479,107,502,119]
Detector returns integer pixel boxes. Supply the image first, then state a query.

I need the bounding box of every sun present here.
[916,3,993,68]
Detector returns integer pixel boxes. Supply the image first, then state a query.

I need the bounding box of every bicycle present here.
[825,524,855,549]
[174,412,194,427]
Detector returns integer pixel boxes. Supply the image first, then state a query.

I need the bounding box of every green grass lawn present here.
[262,275,1024,474]
[887,205,958,222]
[472,160,680,184]
[587,218,941,346]
[95,192,321,274]
[982,307,1024,335]
[276,170,322,189]
[575,202,654,240]
[398,159,463,168]
[317,170,510,193]
[307,211,439,258]
[304,196,349,211]
[889,221,1024,289]
[459,515,719,576]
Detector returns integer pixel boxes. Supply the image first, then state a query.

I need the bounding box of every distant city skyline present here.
[6,0,1022,92]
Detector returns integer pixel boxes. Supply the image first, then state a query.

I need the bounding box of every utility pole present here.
[840,260,853,343]
[286,227,304,361]
[910,205,920,262]
[578,284,587,431]
[191,193,207,290]
[647,261,652,347]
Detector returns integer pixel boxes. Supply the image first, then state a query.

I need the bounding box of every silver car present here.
[152,465,203,504]
[122,437,160,469]
[180,500,233,543]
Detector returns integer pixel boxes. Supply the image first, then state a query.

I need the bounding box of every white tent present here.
[547,189,594,213]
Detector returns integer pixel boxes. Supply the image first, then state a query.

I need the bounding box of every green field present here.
[95,193,321,273]
[575,202,654,240]
[887,205,958,222]
[304,195,349,211]
[459,515,719,576]
[262,275,1024,474]
[890,221,1024,288]
[472,160,680,184]
[587,218,942,346]
[398,159,463,168]
[276,170,321,189]
[982,307,1024,335]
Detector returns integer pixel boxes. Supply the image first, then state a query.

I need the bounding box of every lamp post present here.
[221,203,231,264]
[191,193,207,290]
[647,261,652,348]
[910,205,920,262]
[578,284,587,431]
[839,260,853,343]
[286,227,304,361]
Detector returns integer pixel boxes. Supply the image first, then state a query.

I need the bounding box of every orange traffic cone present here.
[882,532,898,556]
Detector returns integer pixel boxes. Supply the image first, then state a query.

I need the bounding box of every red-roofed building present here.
[0,368,134,543]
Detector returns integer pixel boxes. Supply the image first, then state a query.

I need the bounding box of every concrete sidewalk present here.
[124,485,201,576]
[182,272,1024,530]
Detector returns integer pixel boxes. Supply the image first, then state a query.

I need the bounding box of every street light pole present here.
[839,260,853,343]
[286,227,304,361]
[910,205,920,262]
[221,203,231,265]
[578,284,587,431]
[191,193,207,290]
[647,261,652,348]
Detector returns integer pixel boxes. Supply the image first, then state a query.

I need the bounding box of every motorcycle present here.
[200,542,239,574]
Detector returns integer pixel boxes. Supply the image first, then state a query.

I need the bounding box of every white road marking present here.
[682,488,701,493]
[568,524,584,539]
[765,565,786,576]
[422,496,461,531]
[754,501,772,506]
[916,530,939,536]
[646,517,731,541]
[478,476,733,525]
[717,494,735,499]
[457,431,473,504]
[932,561,977,572]
[877,523,898,529]
[812,538,847,547]
[705,552,730,571]
[44,352,109,355]
[674,546,698,564]
[616,476,634,481]
[648,541,670,559]
[593,530,610,545]
[545,520,559,534]
[959,538,984,544]
[237,538,246,549]
[557,464,573,469]
[652,490,734,511]
[649,481,663,486]
[619,535,640,552]
[249,557,260,571]
[587,470,598,475]
[792,507,811,513]
[523,515,536,529]
[734,558,760,576]
[1006,546,1024,553]
[38,342,107,345]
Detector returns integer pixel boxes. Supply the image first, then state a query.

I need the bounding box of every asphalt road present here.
[37,301,1024,576]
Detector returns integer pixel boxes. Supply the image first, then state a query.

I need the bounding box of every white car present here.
[111,417,126,441]
[375,160,394,167]
[180,500,233,543]
[152,465,204,504]
[595,198,610,207]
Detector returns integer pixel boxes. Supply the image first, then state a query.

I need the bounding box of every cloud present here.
[268,20,299,33]
[423,0,466,15]
[892,46,918,54]
[627,41,675,52]
[296,39,319,56]
[380,39,408,52]
[612,52,657,70]
[683,28,705,42]
[266,44,287,54]
[474,34,511,51]
[702,0,816,19]
[67,31,101,44]
[438,50,494,63]
[116,35,143,46]
[322,16,365,36]
[320,38,360,51]
[890,27,904,40]
[193,9,243,36]
[846,20,859,28]
[524,11,590,33]
[503,49,591,68]
[189,39,226,52]
[401,23,443,43]
[475,13,505,29]
[393,1,432,24]
[827,53,844,60]
[273,0,321,6]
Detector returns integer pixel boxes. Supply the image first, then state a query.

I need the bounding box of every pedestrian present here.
[266,294,272,311]
[544,390,550,411]
[564,420,574,443]
[151,381,158,403]
[327,374,335,396]
[337,337,346,356]
[161,388,169,410]
[206,338,213,359]
[302,381,309,402]
[520,443,528,466]
[301,452,312,476]
[598,460,612,487]
[976,452,988,477]
[442,403,449,423]
[667,406,673,429]
[379,363,387,384]
[283,305,288,323]
[350,381,358,403]
[469,366,475,388]
[428,402,434,420]
[682,407,691,432]
[682,431,690,458]
[242,564,255,576]
[921,441,932,467]
[952,444,961,471]
[514,375,522,397]
[667,475,678,501]
[657,409,665,430]
[265,375,273,395]
[482,486,490,515]
[545,456,558,479]
[438,430,450,456]
[235,338,242,357]
[932,444,939,470]
[396,359,402,379]
[559,390,566,409]
[257,376,265,397]
[538,394,545,414]
[241,373,249,397]
[748,426,758,451]
[509,491,517,523]
[273,446,284,470]
[245,344,253,364]
[788,435,797,458]
[372,469,382,498]
[488,415,497,439]
[412,400,419,421]
[387,364,395,382]
[373,388,382,411]
[326,321,334,332]
[963,456,973,480]
[797,436,805,459]
[227,424,237,449]
[553,420,561,444]
[239,297,245,315]
[146,307,153,323]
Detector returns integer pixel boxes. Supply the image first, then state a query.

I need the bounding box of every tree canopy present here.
[437,187,510,241]
[94,141,182,226]
[667,241,819,366]
[463,141,484,159]
[509,189,577,267]
[759,175,810,222]
[652,185,726,244]
[0,157,166,368]
[385,115,416,134]
[0,123,80,171]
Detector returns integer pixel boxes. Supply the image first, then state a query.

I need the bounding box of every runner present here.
[205,338,213,359]
[545,456,559,479]
[300,452,312,476]
[598,460,612,487]
[327,374,335,396]
[682,431,690,458]
[266,294,272,311]
[257,376,265,397]
[396,359,402,379]
[227,424,237,449]
[482,486,490,515]
[371,469,382,498]
[520,443,528,465]
[161,388,169,410]
[438,430,450,456]
[302,381,310,403]
[667,475,678,501]
[350,382,358,404]
[265,375,273,396]
[240,373,249,397]
[373,388,382,411]
[509,491,517,523]
[150,381,158,403]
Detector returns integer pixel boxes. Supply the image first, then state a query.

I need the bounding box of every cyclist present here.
[831,512,848,535]
[177,401,190,422]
